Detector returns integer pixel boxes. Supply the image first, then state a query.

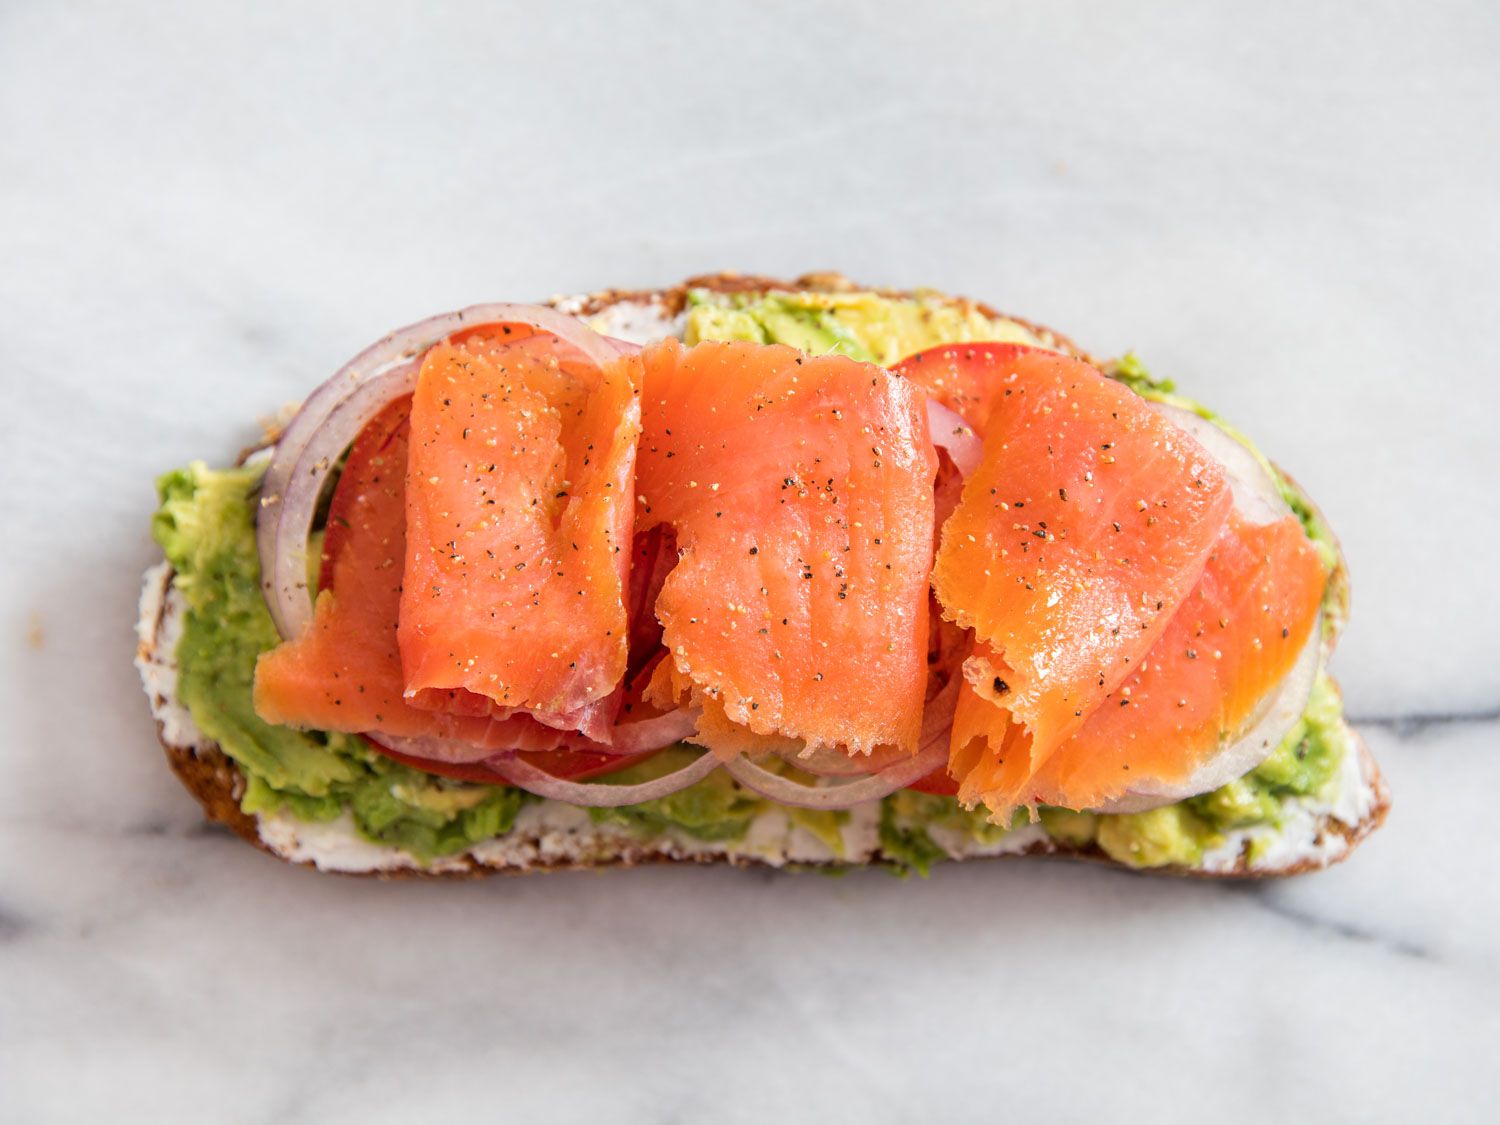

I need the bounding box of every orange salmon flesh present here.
[253,329,1327,816]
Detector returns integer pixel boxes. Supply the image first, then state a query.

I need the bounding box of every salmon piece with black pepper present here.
[256,397,466,744]
[899,345,1234,816]
[1022,508,1325,810]
[396,333,641,727]
[626,337,937,757]
[253,395,588,757]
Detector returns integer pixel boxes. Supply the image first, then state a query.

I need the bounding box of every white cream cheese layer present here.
[136,561,207,752]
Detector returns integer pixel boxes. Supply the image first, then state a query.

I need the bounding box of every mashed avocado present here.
[154,462,526,861]
[152,288,1351,871]
[877,790,1018,876]
[587,747,766,841]
[586,750,850,852]
[684,288,1049,367]
[870,678,1345,873]
[1095,805,1224,869]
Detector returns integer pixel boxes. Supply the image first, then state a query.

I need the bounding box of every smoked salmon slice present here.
[257,317,1322,816]
[1022,509,1326,809]
[898,345,1234,815]
[255,330,637,758]
[628,337,938,757]
[254,397,552,757]
[396,334,641,726]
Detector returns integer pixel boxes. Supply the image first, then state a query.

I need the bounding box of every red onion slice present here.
[260,364,418,639]
[1084,404,1310,812]
[724,676,960,810]
[258,305,550,623]
[609,708,700,755]
[1150,402,1289,526]
[1089,616,1322,814]
[367,704,698,770]
[258,303,618,640]
[485,749,721,807]
[780,744,913,778]
[925,398,983,479]
[725,740,949,810]
[369,717,594,764]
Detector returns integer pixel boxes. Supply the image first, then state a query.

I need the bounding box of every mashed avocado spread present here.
[151,289,1348,870]
[154,464,527,861]
[683,287,1050,366]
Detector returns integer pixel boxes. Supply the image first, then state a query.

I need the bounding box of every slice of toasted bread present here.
[136,274,1389,879]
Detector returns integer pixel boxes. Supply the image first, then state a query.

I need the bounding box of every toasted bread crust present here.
[565,271,1092,363]
[141,273,1385,879]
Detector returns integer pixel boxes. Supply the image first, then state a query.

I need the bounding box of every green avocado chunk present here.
[684,288,1048,366]
[153,462,526,861]
[154,463,360,796]
[152,290,1351,869]
[1096,805,1225,869]
[877,791,1022,876]
[586,748,766,841]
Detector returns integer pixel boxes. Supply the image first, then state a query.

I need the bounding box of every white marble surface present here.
[3,1,1498,1121]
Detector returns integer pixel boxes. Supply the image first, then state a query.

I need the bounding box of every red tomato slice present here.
[364,738,509,783]
[906,766,960,797]
[892,341,1049,435]
[444,320,541,351]
[365,737,662,786]
[317,395,412,592]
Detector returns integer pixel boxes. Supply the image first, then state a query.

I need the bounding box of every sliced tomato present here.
[906,766,960,797]
[364,738,511,784]
[892,342,1048,434]
[318,395,413,591]
[518,747,662,782]
[444,320,541,351]
[365,737,662,786]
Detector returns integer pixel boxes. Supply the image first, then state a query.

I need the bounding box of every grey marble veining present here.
[2,2,1498,1122]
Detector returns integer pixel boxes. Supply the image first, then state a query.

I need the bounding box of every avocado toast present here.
[136,273,1388,878]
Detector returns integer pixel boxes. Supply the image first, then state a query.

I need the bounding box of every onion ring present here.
[608,708,701,755]
[782,744,908,778]
[260,363,418,640]
[725,676,960,810]
[369,732,558,765]
[485,749,721,807]
[1087,404,1311,811]
[1150,402,1288,525]
[368,704,698,770]
[257,303,617,640]
[725,741,949,810]
[925,398,983,479]
[1089,616,1322,814]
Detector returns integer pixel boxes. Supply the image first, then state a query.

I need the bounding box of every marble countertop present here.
[2,2,1497,1121]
